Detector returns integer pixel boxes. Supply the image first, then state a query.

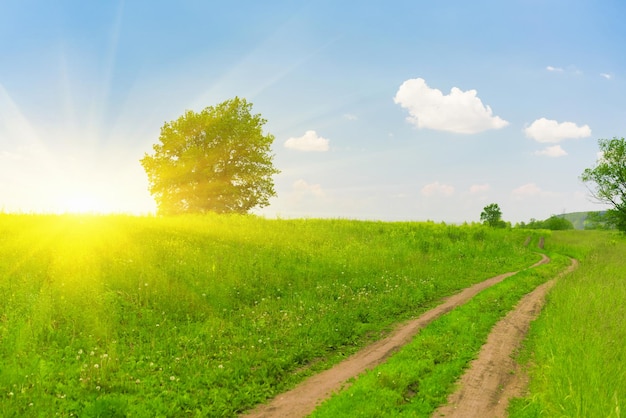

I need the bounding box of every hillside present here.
[559,211,610,230]
[559,212,589,229]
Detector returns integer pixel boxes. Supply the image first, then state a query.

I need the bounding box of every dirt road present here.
[243,254,551,417]
[434,257,578,417]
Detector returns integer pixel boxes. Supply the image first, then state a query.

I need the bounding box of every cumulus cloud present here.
[293,179,324,197]
[421,181,455,197]
[284,130,329,152]
[524,118,591,143]
[393,78,509,134]
[469,183,490,194]
[600,73,612,80]
[535,145,568,157]
[546,66,564,72]
[511,183,557,200]
[512,183,542,198]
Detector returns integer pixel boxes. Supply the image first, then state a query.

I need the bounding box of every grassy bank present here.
[509,231,626,417]
[0,214,538,417]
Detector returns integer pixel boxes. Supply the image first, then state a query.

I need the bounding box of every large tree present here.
[480,203,505,227]
[141,97,280,215]
[581,137,626,231]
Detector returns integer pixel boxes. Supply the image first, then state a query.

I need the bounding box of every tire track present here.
[243,253,550,418]
[433,257,578,418]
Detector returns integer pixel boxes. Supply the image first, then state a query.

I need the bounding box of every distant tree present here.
[521,218,543,229]
[480,203,505,227]
[584,211,614,230]
[581,137,626,232]
[517,216,573,230]
[141,97,280,215]
[542,215,574,230]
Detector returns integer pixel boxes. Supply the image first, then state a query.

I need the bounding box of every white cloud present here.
[600,73,612,80]
[546,65,584,75]
[469,183,490,194]
[393,78,509,134]
[0,150,23,161]
[293,179,325,197]
[511,183,558,200]
[421,181,455,197]
[535,145,568,157]
[512,183,542,198]
[524,118,591,143]
[284,130,329,152]
[343,113,358,121]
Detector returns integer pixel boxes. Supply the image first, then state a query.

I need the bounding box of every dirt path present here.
[433,257,578,418]
[243,254,550,418]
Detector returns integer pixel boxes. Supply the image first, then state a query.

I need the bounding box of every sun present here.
[61,194,113,215]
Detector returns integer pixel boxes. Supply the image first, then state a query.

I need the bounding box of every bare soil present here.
[243,254,551,418]
[433,257,578,418]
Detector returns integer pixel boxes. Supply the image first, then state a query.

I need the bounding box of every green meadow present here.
[508,230,626,418]
[0,215,623,417]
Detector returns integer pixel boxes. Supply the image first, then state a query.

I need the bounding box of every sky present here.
[1,0,625,223]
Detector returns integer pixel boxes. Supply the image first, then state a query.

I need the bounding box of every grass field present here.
[508,230,626,418]
[310,241,571,416]
[3,215,623,417]
[0,214,539,417]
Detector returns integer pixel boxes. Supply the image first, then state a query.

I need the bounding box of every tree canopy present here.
[480,203,505,227]
[581,137,626,231]
[519,215,574,230]
[141,97,280,215]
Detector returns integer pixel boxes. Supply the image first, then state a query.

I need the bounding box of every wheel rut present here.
[243,253,551,418]
[434,257,578,417]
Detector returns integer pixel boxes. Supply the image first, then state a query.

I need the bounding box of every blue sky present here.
[1,0,625,223]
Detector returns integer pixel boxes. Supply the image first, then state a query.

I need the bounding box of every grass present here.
[0,214,539,417]
[310,238,571,417]
[508,230,626,418]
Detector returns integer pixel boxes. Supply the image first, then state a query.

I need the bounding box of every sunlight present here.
[62,195,111,214]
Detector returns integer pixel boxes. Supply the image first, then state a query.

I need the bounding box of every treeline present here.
[516,215,574,230]
[515,212,614,231]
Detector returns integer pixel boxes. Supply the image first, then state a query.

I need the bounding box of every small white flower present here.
[169,376,176,381]
[93,364,99,369]
[218,364,224,369]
